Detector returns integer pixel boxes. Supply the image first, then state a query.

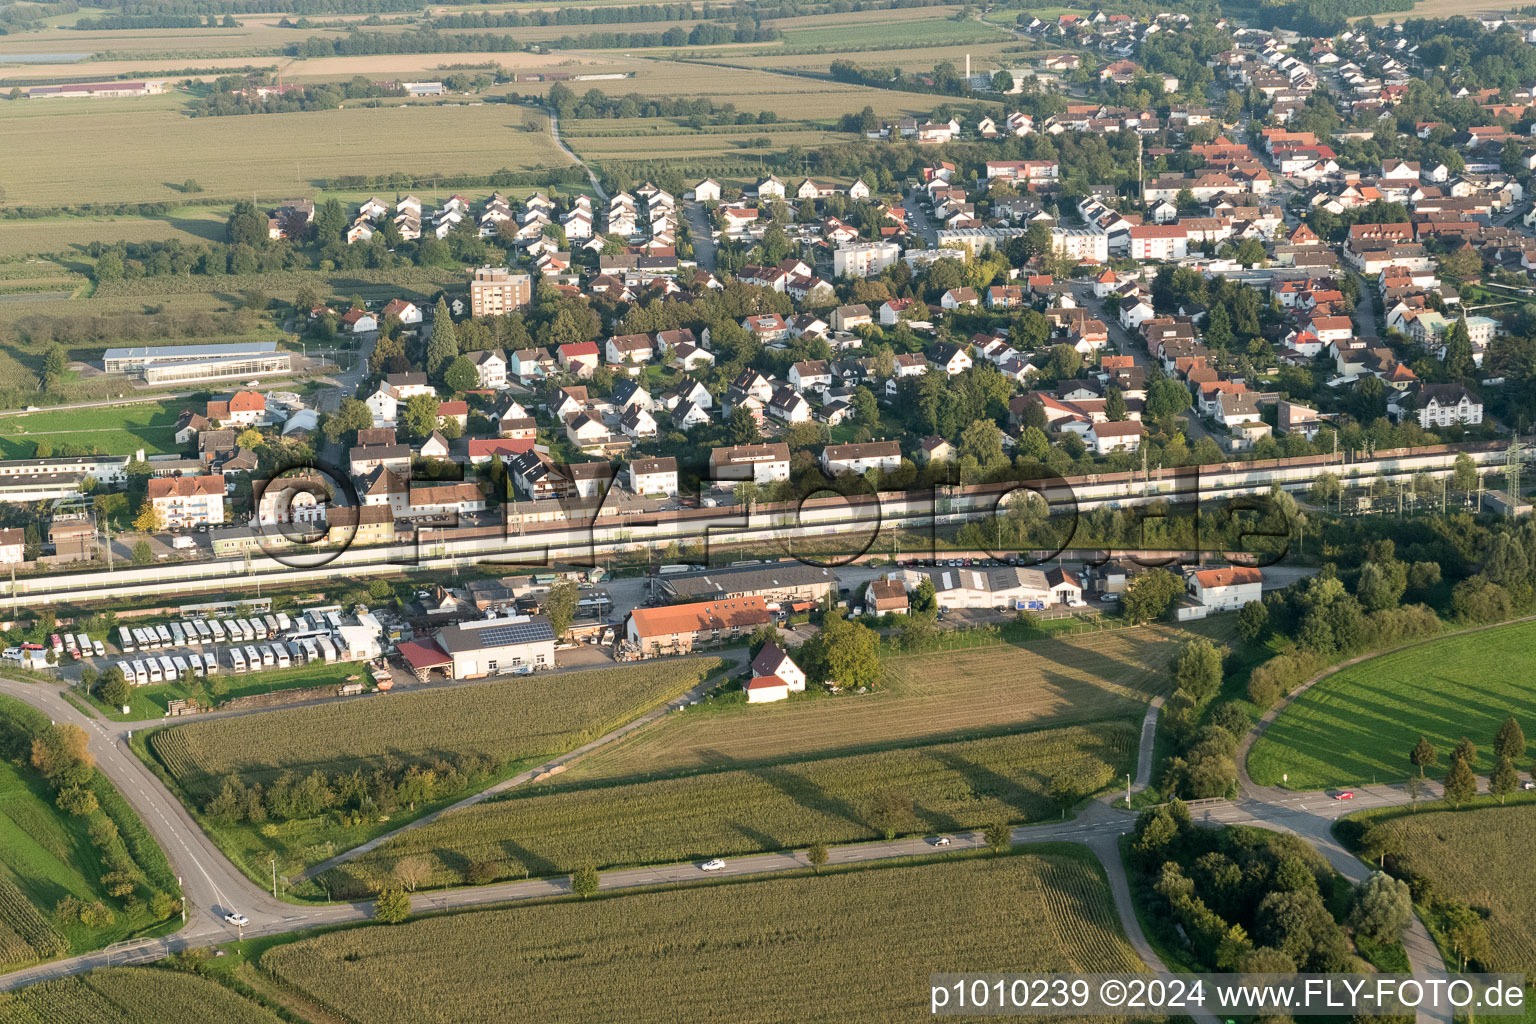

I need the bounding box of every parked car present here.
[700,858,726,872]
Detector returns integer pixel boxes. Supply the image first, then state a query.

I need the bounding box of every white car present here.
[932,836,952,847]
[224,911,249,927]
[700,858,726,872]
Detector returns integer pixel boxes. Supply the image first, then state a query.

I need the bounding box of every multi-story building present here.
[821,441,901,476]
[468,266,531,316]
[146,475,226,528]
[708,443,791,486]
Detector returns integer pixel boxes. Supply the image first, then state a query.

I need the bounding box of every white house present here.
[821,441,901,476]
[749,642,806,692]
[1186,566,1263,611]
[628,456,678,497]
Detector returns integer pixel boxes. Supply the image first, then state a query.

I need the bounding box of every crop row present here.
[327,721,1136,895]
[0,869,67,970]
[0,968,282,1024]
[152,659,722,798]
[270,854,1144,1024]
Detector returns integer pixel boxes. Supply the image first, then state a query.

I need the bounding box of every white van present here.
[120,662,137,686]
[170,624,185,647]
[203,651,219,675]
[92,639,105,658]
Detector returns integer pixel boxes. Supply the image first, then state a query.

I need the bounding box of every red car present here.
[1334,791,1354,801]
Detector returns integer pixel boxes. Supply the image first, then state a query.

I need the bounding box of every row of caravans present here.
[117,635,342,686]
[117,613,298,655]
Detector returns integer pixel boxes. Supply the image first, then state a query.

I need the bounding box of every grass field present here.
[0,207,229,255]
[0,398,187,459]
[0,697,180,963]
[328,721,1135,893]
[777,17,1013,49]
[565,625,1193,784]
[1247,620,1536,789]
[0,96,569,207]
[0,967,283,1024]
[276,850,1146,1024]
[1371,804,1536,973]
[86,658,373,722]
[728,39,1019,75]
[150,658,724,800]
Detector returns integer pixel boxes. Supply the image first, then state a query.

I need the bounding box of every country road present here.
[545,106,607,202]
[0,654,1467,1016]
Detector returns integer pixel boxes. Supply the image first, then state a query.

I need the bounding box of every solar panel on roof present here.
[475,620,554,648]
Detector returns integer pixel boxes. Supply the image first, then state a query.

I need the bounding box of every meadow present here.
[0,96,569,207]
[0,967,283,1024]
[564,625,1190,784]
[1246,620,1536,789]
[149,658,725,800]
[1360,802,1536,974]
[326,721,1135,893]
[86,657,371,722]
[0,398,187,459]
[274,850,1147,1024]
[0,697,180,963]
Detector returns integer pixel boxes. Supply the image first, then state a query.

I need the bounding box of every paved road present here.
[902,190,938,247]
[545,106,607,202]
[683,198,717,272]
[1350,271,1381,343]
[0,624,1469,1004]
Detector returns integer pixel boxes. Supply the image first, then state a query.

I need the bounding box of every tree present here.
[1443,754,1477,806]
[1171,638,1224,702]
[1409,736,1437,777]
[323,397,372,446]
[236,428,263,452]
[41,343,69,391]
[1444,901,1491,970]
[1237,600,1269,643]
[1494,716,1526,761]
[31,723,94,789]
[443,356,478,394]
[727,405,761,445]
[100,670,130,710]
[1452,453,1478,497]
[571,864,600,898]
[1490,754,1519,803]
[1441,319,1474,379]
[984,821,1011,855]
[799,614,882,691]
[1121,568,1182,624]
[958,419,1004,466]
[393,855,433,892]
[374,884,410,923]
[400,394,441,441]
[851,386,879,425]
[1104,387,1127,421]
[1145,375,1192,424]
[131,540,152,565]
[426,298,458,374]
[807,841,828,873]
[1348,871,1413,945]
[545,579,579,638]
[133,504,163,534]
[1049,774,1079,818]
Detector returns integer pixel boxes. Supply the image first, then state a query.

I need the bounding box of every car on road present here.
[700,858,726,871]
[932,836,952,846]
[224,911,249,926]
[1523,781,1535,791]
[1333,791,1354,800]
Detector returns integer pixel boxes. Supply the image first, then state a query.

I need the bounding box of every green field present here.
[275,850,1146,1024]
[778,16,1013,49]
[0,967,283,1024]
[0,97,569,207]
[327,721,1134,894]
[0,697,180,965]
[87,658,373,722]
[1247,621,1536,789]
[0,399,191,459]
[565,625,1195,784]
[1371,803,1536,973]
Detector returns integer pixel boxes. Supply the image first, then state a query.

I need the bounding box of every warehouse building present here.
[434,615,556,678]
[653,561,836,606]
[894,566,1060,610]
[102,342,292,384]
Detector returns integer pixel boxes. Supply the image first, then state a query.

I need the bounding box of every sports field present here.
[328,721,1134,891]
[0,399,187,459]
[277,851,1147,1024]
[565,625,1193,784]
[0,97,569,206]
[1247,620,1536,789]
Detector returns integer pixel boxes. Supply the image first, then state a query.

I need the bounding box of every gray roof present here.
[436,615,555,654]
[104,341,278,360]
[660,561,835,600]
